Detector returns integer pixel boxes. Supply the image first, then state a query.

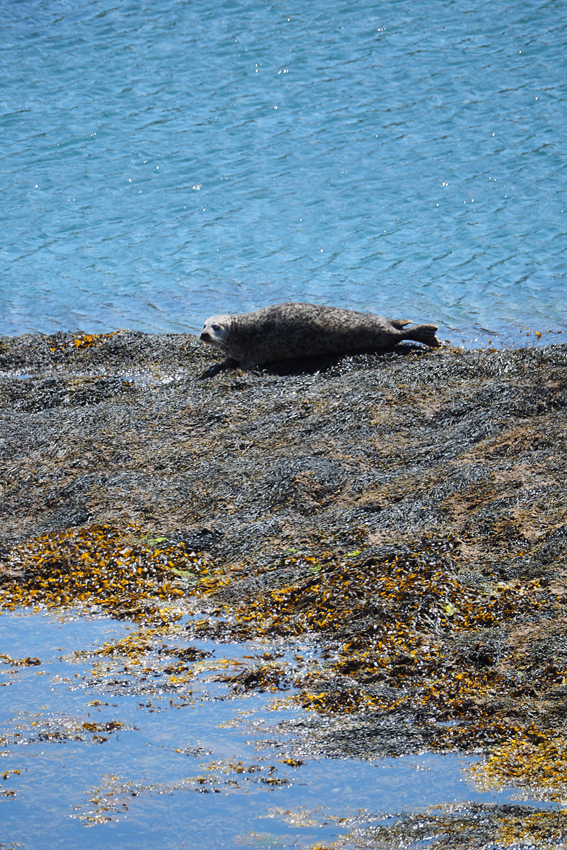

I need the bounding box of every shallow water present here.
[1,0,566,346]
[0,609,553,849]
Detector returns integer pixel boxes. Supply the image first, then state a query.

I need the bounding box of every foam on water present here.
[1,0,566,346]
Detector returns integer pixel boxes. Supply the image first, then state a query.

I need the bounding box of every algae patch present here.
[1,333,567,846]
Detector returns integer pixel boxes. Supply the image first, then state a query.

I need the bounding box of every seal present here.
[200,302,440,369]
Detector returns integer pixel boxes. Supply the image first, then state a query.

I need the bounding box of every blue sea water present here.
[1,0,566,346]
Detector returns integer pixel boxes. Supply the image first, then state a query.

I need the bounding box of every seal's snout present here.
[200,331,211,343]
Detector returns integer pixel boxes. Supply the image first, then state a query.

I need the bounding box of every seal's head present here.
[200,315,232,352]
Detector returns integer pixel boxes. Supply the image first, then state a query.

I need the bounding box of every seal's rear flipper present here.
[404,324,441,348]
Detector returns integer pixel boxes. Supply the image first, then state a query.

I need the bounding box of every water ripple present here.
[0,0,566,346]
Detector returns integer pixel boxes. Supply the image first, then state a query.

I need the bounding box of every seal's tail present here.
[402,323,441,348]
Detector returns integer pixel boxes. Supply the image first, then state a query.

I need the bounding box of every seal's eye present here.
[212,324,222,332]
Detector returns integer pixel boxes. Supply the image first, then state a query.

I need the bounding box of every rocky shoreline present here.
[1,330,567,847]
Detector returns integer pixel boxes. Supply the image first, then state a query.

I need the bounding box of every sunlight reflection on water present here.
[0,609,552,849]
[1,0,566,346]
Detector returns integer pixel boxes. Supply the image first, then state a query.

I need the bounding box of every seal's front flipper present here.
[198,358,239,379]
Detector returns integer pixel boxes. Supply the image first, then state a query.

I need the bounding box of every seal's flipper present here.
[402,324,441,348]
[198,358,239,379]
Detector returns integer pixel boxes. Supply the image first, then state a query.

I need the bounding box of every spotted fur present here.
[200,302,440,368]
